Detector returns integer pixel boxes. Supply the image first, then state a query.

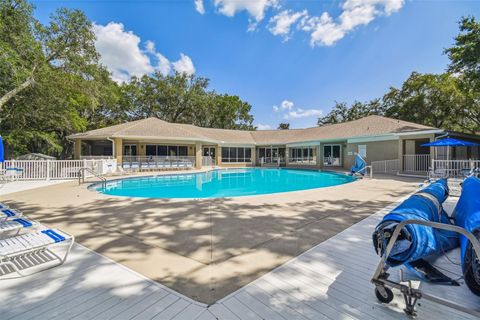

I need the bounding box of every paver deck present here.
[1,194,478,319]
[0,173,422,303]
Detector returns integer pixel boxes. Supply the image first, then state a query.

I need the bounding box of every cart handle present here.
[372,219,480,280]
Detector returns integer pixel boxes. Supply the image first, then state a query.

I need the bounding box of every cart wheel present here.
[375,287,394,303]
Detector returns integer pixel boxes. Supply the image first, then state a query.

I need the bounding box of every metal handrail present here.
[78,167,106,188]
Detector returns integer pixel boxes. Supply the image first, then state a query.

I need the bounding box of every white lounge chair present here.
[0,228,74,277]
[0,218,39,238]
[0,208,23,221]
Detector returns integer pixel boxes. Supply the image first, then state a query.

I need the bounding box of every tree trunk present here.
[0,77,35,110]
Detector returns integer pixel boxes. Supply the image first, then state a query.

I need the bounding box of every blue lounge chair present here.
[0,208,23,222]
[0,218,39,238]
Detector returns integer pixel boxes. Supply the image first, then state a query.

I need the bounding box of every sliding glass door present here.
[323,145,342,166]
[257,147,285,164]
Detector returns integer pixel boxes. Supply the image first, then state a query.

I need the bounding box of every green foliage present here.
[319,17,480,135]
[118,72,255,130]
[445,16,480,80]
[277,123,290,130]
[0,0,117,158]
[0,0,255,158]
[318,99,384,126]
[383,72,464,130]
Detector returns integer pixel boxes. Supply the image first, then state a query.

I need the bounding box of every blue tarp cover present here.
[373,179,458,267]
[452,177,480,267]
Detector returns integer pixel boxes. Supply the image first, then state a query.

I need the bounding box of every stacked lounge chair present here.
[0,202,74,278]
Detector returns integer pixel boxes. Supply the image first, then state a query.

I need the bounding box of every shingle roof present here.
[68,115,437,145]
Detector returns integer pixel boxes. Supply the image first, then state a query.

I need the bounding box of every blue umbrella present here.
[422,137,479,161]
[421,138,479,147]
[0,136,4,162]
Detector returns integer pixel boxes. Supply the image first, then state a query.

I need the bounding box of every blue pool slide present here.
[350,154,366,176]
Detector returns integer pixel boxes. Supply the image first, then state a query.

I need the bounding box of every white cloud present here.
[273,100,321,120]
[94,22,154,82]
[172,53,196,75]
[94,22,195,81]
[256,123,272,130]
[145,40,156,53]
[195,0,404,46]
[301,0,405,46]
[155,53,171,76]
[213,0,278,21]
[284,108,323,119]
[195,0,205,14]
[268,10,307,40]
[273,100,294,112]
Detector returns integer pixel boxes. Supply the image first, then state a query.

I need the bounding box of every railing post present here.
[11,159,15,181]
[46,159,50,181]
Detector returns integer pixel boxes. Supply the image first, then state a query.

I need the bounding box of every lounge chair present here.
[0,208,23,221]
[0,228,74,277]
[0,218,39,238]
[428,167,448,180]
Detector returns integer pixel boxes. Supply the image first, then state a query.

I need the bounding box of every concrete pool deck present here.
[0,171,423,304]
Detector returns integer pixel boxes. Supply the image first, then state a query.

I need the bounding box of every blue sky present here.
[32,0,479,129]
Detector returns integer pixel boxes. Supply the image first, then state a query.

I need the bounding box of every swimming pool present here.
[92,168,356,199]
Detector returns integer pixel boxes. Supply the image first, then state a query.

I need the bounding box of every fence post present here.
[46,160,50,181]
[11,159,15,181]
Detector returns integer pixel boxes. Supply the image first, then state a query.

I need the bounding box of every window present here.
[221,147,252,163]
[123,144,137,156]
[178,146,188,156]
[145,145,189,157]
[146,145,156,156]
[289,147,315,164]
[158,145,168,156]
[358,145,367,158]
[222,148,230,162]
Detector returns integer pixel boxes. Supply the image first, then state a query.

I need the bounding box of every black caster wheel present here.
[375,287,394,303]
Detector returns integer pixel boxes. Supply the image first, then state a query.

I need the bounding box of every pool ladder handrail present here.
[78,167,106,188]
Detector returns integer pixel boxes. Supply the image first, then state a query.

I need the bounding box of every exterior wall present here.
[344,140,399,169]
[216,145,221,166]
[114,138,123,164]
[74,139,82,159]
[219,163,255,168]
[195,142,202,169]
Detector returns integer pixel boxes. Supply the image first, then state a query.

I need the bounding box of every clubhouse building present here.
[68,115,480,173]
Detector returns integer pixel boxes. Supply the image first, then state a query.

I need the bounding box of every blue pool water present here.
[92,168,356,199]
